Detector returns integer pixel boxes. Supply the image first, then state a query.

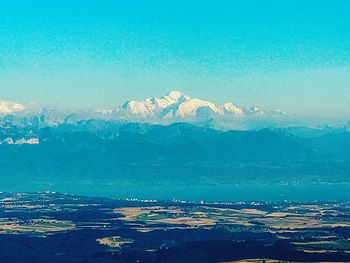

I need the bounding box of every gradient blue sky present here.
[0,0,350,116]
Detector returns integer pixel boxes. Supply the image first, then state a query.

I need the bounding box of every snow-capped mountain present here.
[0,91,347,131]
[0,101,25,114]
[121,91,191,117]
[113,91,288,127]
[222,103,244,116]
[117,91,246,121]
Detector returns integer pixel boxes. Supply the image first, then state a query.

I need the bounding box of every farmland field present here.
[0,192,349,262]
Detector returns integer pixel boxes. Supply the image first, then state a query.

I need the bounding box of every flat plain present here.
[0,192,349,262]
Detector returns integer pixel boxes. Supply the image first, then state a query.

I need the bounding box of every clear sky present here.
[0,0,350,117]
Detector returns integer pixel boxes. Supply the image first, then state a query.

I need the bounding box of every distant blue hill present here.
[0,120,350,201]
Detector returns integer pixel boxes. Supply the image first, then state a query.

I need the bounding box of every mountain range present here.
[110,90,293,129]
[1,91,348,131]
[1,89,350,200]
[1,91,350,201]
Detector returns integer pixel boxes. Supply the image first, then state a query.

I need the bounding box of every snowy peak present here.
[118,91,225,119]
[122,100,153,116]
[161,91,191,107]
[120,91,192,117]
[222,103,244,116]
[167,90,185,100]
[116,91,287,125]
[176,98,223,117]
[0,101,25,114]
[83,90,291,129]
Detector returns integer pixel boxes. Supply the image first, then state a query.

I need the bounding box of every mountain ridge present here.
[0,91,349,131]
[117,90,269,120]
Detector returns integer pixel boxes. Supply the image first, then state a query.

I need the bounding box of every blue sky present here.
[0,0,350,116]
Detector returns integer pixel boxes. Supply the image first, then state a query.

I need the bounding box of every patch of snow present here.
[222,103,244,116]
[0,101,25,114]
[175,98,223,117]
[15,138,40,145]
